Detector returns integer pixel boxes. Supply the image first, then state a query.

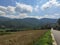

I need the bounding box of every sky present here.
[0,0,60,19]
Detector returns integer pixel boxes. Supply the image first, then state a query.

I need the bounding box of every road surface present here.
[52,30,60,45]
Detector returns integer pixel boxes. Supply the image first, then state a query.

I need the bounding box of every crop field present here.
[0,30,47,45]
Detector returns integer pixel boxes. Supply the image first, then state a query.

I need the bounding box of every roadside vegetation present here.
[34,30,53,45]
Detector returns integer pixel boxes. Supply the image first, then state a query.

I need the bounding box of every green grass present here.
[0,32,11,35]
[34,30,53,45]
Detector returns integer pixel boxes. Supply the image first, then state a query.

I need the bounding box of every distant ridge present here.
[0,16,57,29]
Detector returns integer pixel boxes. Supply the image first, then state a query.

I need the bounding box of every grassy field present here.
[34,30,52,45]
[0,30,47,45]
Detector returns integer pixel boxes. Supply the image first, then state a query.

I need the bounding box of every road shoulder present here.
[51,30,57,45]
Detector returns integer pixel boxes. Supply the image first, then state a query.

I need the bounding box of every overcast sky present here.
[0,0,60,19]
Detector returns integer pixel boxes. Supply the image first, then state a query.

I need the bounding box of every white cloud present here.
[41,14,60,19]
[0,2,33,18]
[26,16,41,19]
[43,15,55,18]
[18,13,28,18]
[27,14,60,19]
[3,13,28,19]
[1,13,60,19]
[0,11,6,15]
[41,0,60,10]
[0,6,7,12]
[7,6,15,13]
[0,1,60,19]
[6,6,15,15]
[15,2,33,13]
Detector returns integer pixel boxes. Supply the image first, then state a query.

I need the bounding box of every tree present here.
[57,18,60,25]
[57,18,60,30]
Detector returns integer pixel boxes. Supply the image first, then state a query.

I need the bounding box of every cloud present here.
[0,1,60,19]
[0,2,33,18]
[26,16,41,19]
[41,14,60,19]
[0,6,7,12]
[3,13,28,19]
[15,2,33,13]
[1,12,60,19]
[41,0,60,10]
[18,13,28,18]
[27,14,60,19]
[0,11,6,15]
[7,6,15,13]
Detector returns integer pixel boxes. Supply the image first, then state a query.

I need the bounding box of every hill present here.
[0,16,57,30]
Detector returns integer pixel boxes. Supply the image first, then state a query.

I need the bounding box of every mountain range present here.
[0,16,57,30]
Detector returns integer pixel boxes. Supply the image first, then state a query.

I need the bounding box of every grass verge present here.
[34,30,53,45]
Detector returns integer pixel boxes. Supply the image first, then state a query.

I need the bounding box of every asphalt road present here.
[52,30,60,45]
